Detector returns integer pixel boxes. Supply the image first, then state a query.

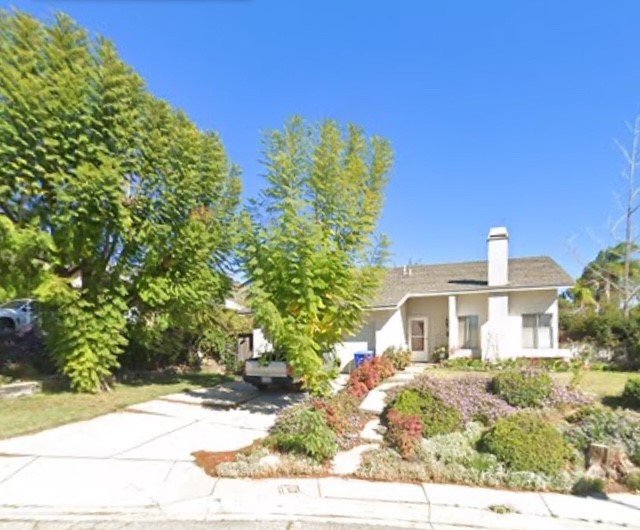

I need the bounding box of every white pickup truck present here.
[243,353,302,391]
[0,299,37,335]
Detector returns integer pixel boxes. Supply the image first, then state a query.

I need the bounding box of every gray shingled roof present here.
[371,256,573,308]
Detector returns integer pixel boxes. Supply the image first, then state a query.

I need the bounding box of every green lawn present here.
[428,368,635,403]
[0,371,230,440]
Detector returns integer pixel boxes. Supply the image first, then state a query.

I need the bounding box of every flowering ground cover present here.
[360,368,640,493]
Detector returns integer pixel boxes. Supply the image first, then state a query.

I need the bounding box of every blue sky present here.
[3,0,640,277]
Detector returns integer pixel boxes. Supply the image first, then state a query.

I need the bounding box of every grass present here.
[0,370,230,440]
[488,504,518,514]
[428,368,635,404]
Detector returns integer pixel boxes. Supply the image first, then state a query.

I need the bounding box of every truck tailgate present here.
[245,360,288,378]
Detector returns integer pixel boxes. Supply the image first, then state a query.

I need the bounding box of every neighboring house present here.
[332,227,573,368]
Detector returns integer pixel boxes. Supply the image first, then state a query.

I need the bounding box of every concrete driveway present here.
[0,380,306,514]
[0,380,304,461]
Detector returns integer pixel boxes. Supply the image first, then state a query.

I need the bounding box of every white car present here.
[0,299,37,334]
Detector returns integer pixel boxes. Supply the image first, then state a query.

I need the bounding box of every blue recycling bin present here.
[354,351,375,368]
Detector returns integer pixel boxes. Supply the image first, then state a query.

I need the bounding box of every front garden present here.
[358,368,640,493]
[195,351,640,496]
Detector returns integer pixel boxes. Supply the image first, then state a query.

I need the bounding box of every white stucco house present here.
[331,227,574,367]
[250,227,574,369]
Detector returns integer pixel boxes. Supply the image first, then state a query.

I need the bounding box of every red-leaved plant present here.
[347,357,397,399]
[385,409,423,459]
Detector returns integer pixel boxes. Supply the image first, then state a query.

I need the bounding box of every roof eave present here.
[372,283,573,309]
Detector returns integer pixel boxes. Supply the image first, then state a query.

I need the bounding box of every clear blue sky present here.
[3,0,640,278]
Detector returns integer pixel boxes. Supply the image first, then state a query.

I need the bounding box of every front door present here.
[409,317,428,361]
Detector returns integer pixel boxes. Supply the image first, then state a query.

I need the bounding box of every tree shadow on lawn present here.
[34,370,231,394]
[115,369,229,387]
[601,395,627,409]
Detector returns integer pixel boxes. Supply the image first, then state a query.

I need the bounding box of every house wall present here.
[500,289,561,358]
[452,293,488,358]
[446,289,566,360]
[375,307,407,355]
[333,307,407,370]
[252,328,272,355]
[253,288,566,370]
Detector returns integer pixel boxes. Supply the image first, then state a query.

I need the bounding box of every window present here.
[522,313,553,349]
[458,315,479,349]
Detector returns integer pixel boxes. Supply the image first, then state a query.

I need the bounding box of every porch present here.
[403,294,487,362]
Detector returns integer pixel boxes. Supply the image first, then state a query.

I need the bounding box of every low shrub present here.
[439,357,589,373]
[211,446,325,478]
[311,392,362,437]
[348,360,380,391]
[388,375,516,426]
[482,412,569,475]
[347,381,369,399]
[388,388,463,438]
[564,406,640,466]
[490,369,552,408]
[347,356,396,397]
[441,357,488,371]
[268,406,338,462]
[357,423,577,492]
[383,346,412,371]
[432,345,449,363]
[384,409,423,459]
[572,477,606,496]
[370,356,396,379]
[626,471,640,491]
[622,377,640,410]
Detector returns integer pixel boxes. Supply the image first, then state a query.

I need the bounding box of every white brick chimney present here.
[487,227,509,286]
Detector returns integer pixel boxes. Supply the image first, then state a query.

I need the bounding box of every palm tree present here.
[566,278,598,311]
[580,243,640,308]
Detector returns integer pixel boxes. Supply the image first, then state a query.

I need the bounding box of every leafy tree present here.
[0,217,57,301]
[563,278,597,311]
[0,11,241,391]
[241,117,393,394]
[582,244,630,306]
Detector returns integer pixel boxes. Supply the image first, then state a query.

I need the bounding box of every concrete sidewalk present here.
[0,472,638,529]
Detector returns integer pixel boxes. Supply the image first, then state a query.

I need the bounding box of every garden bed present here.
[194,350,409,478]
[359,368,640,494]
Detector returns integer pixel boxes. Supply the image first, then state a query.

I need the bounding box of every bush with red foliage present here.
[384,409,423,459]
[346,356,397,398]
[348,360,380,390]
[347,381,369,398]
[370,356,396,379]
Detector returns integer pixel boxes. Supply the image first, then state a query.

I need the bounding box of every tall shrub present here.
[241,117,393,394]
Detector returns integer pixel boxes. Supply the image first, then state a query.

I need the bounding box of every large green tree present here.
[0,11,241,391]
[241,117,392,394]
[579,243,640,308]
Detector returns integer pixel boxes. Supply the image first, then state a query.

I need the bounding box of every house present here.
[330,226,574,367]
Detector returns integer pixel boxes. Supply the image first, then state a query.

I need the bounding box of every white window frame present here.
[458,315,479,350]
[522,313,553,349]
